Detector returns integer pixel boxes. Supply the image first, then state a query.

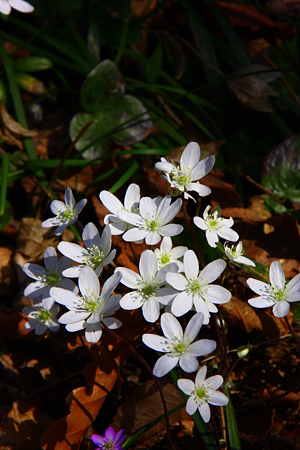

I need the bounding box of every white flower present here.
[50,267,122,344]
[154,237,187,271]
[247,261,300,318]
[116,250,179,323]
[23,247,78,309]
[0,0,34,15]
[166,250,231,323]
[42,187,87,236]
[177,365,228,423]
[117,195,183,245]
[58,223,116,277]
[142,312,216,377]
[99,183,140,235]
[22,302,60,335]
[193,205,239,248]
[224,241,255,267]
[154,142,215,201]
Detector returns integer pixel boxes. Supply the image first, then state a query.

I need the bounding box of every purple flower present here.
[92,427,126,450]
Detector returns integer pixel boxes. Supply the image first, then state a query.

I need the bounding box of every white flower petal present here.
[139,250,157,279]
[247,279,270,296]
[186,396,198,415]
[100,191,123,214]
[74,199,87,216]
[209,391,228,406]
[142,297,160,322]
[124,183,140,209]
[166,272,188,291]
[199,403,210,423]
[139,197,156,218]
[248,296,275,308]
[181,142,200,168]
[58,242,88,262]
[202,285,231,305]
[195,365,207,385]
[155,160,176,173]
[50,287,80,309]
[43,247,58,270]
[122,227,148,242]
[171,292,193,316]
[184,250,199,280]
[50,200,65,215]
[24,281,45,298]
[79,267,100,298]
[206,230,218,248]
[200,259,226,283]
[82,222,102,249]
[204,374,224,390]
[286,274,300,295]
[270,261,285,289]
[185,182,211,197]
[102,317,122,329]
[189,339,216,357]
[65,321,85,332]
[177,378,195,396]
[85,323,103,343]
[35,323,48,335]
[159,224,183,238]
[193,296,210,324]
[54,223,69,236]
[59,311,90,324]
[184,312,204,341]
[142,334,169,352]
[120,291,143,310]
[160,198,182,225]
[217,227,239,242]
[101,272,122,301]
[179,354,199,373]
[161,312,182,338]
[193,216,207,231]
[62,266,82,278]
[145,231,161,246]
[273,301,290,317]
[23,263,47,280]
[115,267,140,289]
[153,354,178,377]
[191,155,215,180]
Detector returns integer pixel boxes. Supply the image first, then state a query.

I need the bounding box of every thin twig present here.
[284,316,300,347]
[245,174,283,204]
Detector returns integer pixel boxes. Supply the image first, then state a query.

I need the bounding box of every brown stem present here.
[101,322,172,450]
[284,316,300,347]
[218,310,229,377]
[181,194,205,268]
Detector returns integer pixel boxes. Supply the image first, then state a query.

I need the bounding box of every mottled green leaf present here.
[69,112,110,160]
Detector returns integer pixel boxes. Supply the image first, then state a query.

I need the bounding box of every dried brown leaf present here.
[0,400,54,450]
[219,296,289,337]
[0,100,37,137]
[112,378,189,440]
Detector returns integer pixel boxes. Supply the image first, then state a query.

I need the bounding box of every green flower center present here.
[144,284,155,296]
[37,309,52,322]
[136,277,159,300]
[160,253,171,266]
[85,245,105,269]
[175,342,186,354]
[57,206,74,223]
[196,387,207,399]
[144,213,162,233]
[39,269,61,287]
[82,293,103,313]
[178,174,188,185]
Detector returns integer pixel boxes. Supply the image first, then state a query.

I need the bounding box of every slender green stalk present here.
[224,385,241,450]
[114,0,131,66]
[0,153,9,216]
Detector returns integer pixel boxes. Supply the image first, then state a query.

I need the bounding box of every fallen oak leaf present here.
[40,356,118,450]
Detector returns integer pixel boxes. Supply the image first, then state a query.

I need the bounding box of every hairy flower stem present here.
[101,322,172,450]
[181,195,205,268]
[284,316,300,347]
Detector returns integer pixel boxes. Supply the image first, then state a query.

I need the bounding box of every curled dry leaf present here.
[0,100,37,138]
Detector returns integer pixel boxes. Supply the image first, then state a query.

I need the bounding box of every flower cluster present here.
[22,141,300,434]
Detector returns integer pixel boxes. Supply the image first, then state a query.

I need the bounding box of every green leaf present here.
[69,112,110,160]
[13,56,53,72]
[0,201,12,231]
[224,385,241,450]
[145,42,164,84]
[81,59,125,112]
